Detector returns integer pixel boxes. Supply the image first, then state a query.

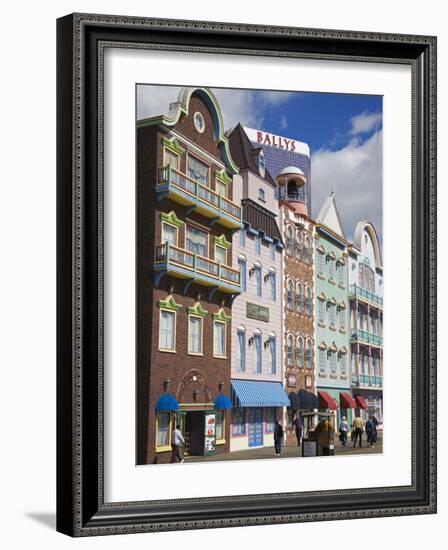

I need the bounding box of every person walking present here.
[274,420,284,456]
[292,414,303,447]
[170,424,185,463]
[365,416,375,447]
[352,413,364,448]
[339,416,349,447]
[372,414,379,444]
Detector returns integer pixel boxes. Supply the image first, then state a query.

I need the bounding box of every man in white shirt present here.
[170,424,185,463]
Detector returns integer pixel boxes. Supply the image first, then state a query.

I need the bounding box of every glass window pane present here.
[214,322,225,356]
[215,245,226,264]
[156,412,170,446]
[188,316,201,354]
[160,310,175,350]
[186,225,208,257]
[215,411,224,440]
[187,156,209,186]
[162,223,177,246]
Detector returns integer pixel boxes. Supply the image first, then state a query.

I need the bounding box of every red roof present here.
[318,391,338,410]
[355,395,368,409]
[339,392,356,409]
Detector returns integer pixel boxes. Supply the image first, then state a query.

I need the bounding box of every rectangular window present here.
[238,258,247,291]
[318,300,325,324]
[159,310,175,351]
[254,333,262,373]
[255,235,261,255]
[165,150,179,169]
[339,308,346,330]
[265,408,276,432]
[187,155,209,186]
[215,410,225,442]
[337,262,345,286]
[156,412,171,449]
[328,258,335,279]
[270,272,276,301]
[186,225,208,257]
[254,266,262,297]
[317,252,324,275]
[216,180,227,197]
[340,354,347,375]
[237,330,246,371]
[232,408,246,435]
[319,349,326,374]
[328,303,336,326]
[188,316,202,354]
[270,242,275,260]
[269,336,276,374]
[214,321,226,357]
[161,223,177,247]
[215,245,227,264]
[330,351,337,373]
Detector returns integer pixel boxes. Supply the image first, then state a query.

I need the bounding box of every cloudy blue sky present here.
[137,85,382,243]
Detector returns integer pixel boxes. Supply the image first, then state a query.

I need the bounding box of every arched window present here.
[305,339,313,369]
[287,280,294,310]
[295,231,303,260]
[304,236,311,264]
[286,226,293,256]
[287,335,294,366]
[296,283,303,314]
[296,336,303,368]
[305,287,312,317]
[237,325,246,372]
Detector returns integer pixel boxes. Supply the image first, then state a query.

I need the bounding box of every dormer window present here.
[258,188,266,202]
[259,149,266,177]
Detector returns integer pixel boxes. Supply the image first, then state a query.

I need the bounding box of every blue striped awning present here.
[231,379,291,407]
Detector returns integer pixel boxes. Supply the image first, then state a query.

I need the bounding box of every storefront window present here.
[215,411,224,441]
[265,408,276,432]
[156,412,171,449]
[232,408,246,435]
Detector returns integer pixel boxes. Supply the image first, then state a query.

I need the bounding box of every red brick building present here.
[276,167,316,444]
[136,88,242,464]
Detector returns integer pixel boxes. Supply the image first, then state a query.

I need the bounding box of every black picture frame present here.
[57,13,437,536]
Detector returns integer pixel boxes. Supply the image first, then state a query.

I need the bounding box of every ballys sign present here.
[255,130,297,151]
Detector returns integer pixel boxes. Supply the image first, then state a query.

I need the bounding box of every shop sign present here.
[287,374,297,387]
[204,412,216,456]
[246,302,269,322]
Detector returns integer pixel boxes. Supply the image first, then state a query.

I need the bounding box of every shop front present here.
[230,379,291,452]
[353,391,382,423]
[317,388,354,433]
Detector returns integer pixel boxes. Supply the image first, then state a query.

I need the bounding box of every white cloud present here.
[311,130,383,243]
[279,114,288,130]
[136,85,293,131]
[349,112,382,136]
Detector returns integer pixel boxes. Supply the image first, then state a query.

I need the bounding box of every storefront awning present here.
[297,389,319,410]
[355,395,368,409]
[213,394,233,409]
[318,391,338,410]
[231,379,291,407]
[155,393,179,411]
[339,392,356,409]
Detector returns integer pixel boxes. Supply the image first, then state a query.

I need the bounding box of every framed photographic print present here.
[56,13,437,536]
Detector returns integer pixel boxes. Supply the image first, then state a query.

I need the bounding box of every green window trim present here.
[161,136,186,157]
[213,234,231,249]
[160,210,184,229]
[187,301,208,318]
[157,295,183,312]
[212,307,231,322]
[215,168,233,186]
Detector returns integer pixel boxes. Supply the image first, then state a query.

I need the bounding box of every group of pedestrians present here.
[340,413,379,448]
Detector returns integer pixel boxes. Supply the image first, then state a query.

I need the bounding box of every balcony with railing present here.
[357,374,383,388]
[156,165,242,229]
[349,284,383,308]
[154,242,241,294]
[351,329,383,347]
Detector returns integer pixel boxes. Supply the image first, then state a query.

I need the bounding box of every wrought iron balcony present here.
[156,165,242,229]
[154,242,241,294]
[349,284,383,308]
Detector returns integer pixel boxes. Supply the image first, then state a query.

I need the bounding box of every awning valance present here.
[213,394,233,410]
[231,379,291,407]
[339,392,356,409]
[355,395,368,409]
[155,393,179,411]
[318,391,339,410]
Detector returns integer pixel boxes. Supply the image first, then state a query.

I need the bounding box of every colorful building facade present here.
[314,194,353,430]
[227,124,289,451]
[348,221,384,422]
[136,87,242,464]
[276,166,316,443]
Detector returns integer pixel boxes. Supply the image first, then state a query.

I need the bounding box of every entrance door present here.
[248,407,263,447]
[185,411,204,456]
